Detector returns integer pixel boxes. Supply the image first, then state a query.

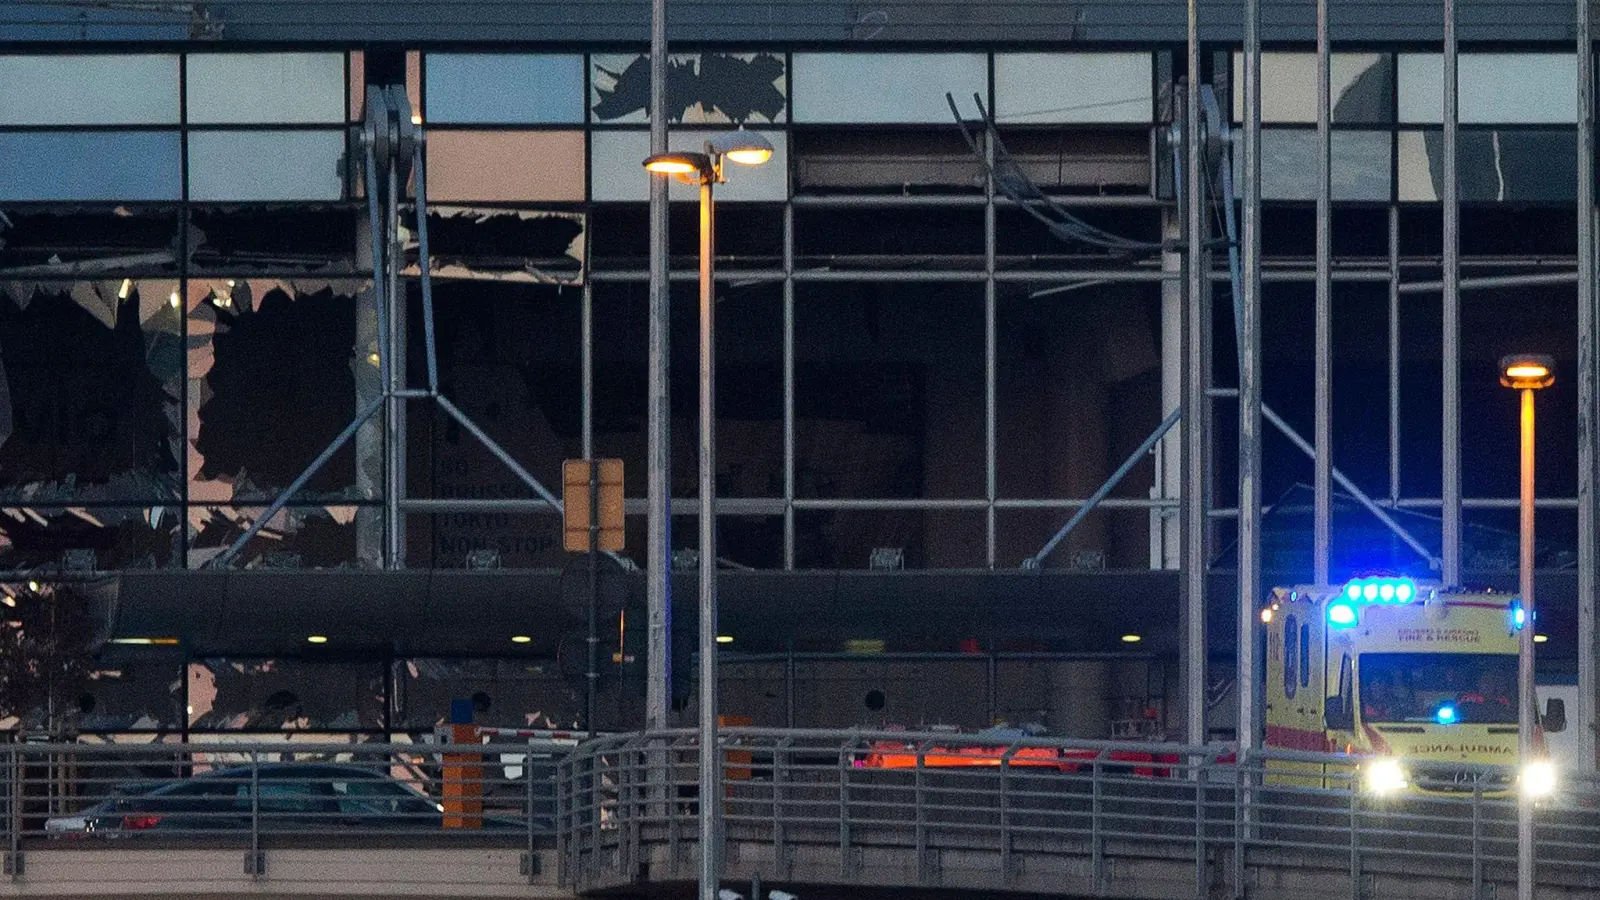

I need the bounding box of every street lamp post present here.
[1500,352,1553,900]
[644,131,774,900]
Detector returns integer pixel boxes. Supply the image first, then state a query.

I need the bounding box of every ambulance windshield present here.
[1357,653,1518,724]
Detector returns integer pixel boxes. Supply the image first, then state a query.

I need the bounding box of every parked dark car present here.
[45,763,448,837]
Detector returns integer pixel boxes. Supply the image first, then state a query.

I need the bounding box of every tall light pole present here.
[1500,352,1553,900]
[644,131,774,900]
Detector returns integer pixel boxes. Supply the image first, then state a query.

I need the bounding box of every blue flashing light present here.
[1436,704,1457,725]
[1328,602,1359,628]
[1512,603,1527,630]
[1341,576,1419,606]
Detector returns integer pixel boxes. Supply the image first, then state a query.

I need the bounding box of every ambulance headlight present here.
[1364,758,1408,795]
[1521,761,1557,799]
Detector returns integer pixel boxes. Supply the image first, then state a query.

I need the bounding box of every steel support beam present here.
[1442,0,1463,586]
[646,0,673,731]
[1313,0,1332,586]
[1180,0,1208,747]
[1239,0,1264,772]
[1579,0,1599,774]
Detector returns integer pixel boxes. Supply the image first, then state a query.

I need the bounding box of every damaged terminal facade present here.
[0,1,1593,745]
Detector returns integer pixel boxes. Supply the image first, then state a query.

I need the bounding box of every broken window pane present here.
[186,505,367,570]
[0,506,180,570]
[794,282,985,500]
[0,131,180,201]
[188,280,364,503]
[77,658,186,733]
[186,52,346,125]
[0,54,180,125]
[0,280,182,503]
[423,131,585,203]
[994,129,1151,193]
[403,280,581,510]
[1244,129,1392,202]
[1399,53,1578,124]
[187,658,384,731]
[395,659,579,731]
[187,130,347,202]
[1398,129,1577,202]
[188,206,360,275]
[0,207,180,277]
[425,53,584,123]
[994,53,1153,124]
[590,129,787,202]
[590,52,788,124]
[402,206,585,285]
[790,53,986,123]
[1229,53,1394,125]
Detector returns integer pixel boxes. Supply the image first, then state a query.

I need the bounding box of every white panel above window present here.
[1399,53,1577,124]
[188,130,346,201]
[993,53,1152,124]
[0,55,179,125]
[590,130,788,202]
[790,53,986,123]
[187,53,346,124]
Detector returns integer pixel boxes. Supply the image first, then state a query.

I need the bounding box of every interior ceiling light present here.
[306,635,328,644]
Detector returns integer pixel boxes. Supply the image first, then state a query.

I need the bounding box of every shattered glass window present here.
[1398,129,1577,202]
[0,280,182,502]
[589,52,787,125]
[186,505,366,570]
[188,206,361,275]
[1245,130,1393,202]
[402,206,585,285]
[185,53,346,125]
[590,129,788,202]
[0,507,179,571]
[76,658,187,733]
[424,54,584,124]
[1229,53,1394,125]
[187,279,365,504]
[0,207,180,276]
[1399,53,1578,125]
[187,658,384,731]
[421,131,584,203]
[395,659,579,731]
[403,280,581,546]
[0,54,179,125]
[187,130,348,202]
[0,132,181,202]
[993,53,1153,124]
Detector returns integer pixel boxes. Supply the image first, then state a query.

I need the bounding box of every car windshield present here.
[1358,653,1518,724]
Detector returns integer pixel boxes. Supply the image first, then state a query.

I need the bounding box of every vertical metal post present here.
[1442,0,1463,586]
[527,744,539,885]
[697,175,721,900]
[985,126,998,569]
[1577,0,1599,774]
[385,159,407,569]
[587,459,600,731]
[582,284,594,459]
[1518,386,1537,900]
[1388,206,1402,503]
[1181,0,1209,747]
[1313,0,1333,587]
[646,0,673,730]
[783,202,796,570]
[1239,0,1263,791]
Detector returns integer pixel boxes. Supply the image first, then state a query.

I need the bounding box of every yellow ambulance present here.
[1262,576,1565,796]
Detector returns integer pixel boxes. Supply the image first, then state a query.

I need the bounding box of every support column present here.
[646,0,673,730]
[354,217,385,568]
[1313,0,1332,587]
[1578,0,1599,771]
[1442,0,1463,586]
[1156,211,1183,571]
[1239,0,1264,763]
[1180,2,1209,747]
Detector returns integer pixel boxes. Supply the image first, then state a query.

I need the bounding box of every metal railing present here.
[0,738,568,876]
[557,728,1600,898]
